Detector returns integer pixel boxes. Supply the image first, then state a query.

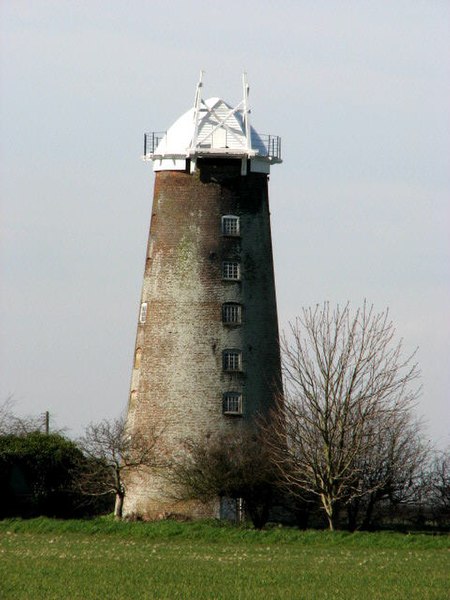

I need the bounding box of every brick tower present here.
[124,74,282,519]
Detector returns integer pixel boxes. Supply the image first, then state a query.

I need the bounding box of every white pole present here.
[242,72,252,152]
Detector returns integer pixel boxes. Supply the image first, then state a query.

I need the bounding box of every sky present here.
[1,1,449,446]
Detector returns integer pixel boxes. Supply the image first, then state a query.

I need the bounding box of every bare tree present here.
[77,417,164,519]
[346,410,429,529]
[169,428,278,529]
[0,396,48,436]
[269,302,421,530]
[428,448,450,527]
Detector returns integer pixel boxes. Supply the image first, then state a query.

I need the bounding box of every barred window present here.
[222,303,242,324]
[223,350,242,372]
[139,302,148,323]
[222,215,240,236]
[222,261,240,280]
[222,392,243,415]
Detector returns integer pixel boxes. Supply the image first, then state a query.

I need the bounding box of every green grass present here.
[0,518,448,599]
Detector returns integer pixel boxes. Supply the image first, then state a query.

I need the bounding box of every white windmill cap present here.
[145,74,281,174]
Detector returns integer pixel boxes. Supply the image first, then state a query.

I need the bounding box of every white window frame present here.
[222,303,242,324]
[221,215,240,237]
[139,302,148,324]
[222,261,240,281]
[222,392,243,415]
[223,349,242,372]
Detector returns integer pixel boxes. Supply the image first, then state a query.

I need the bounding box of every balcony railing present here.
[144,132,166,156]
[144,131,281,162]
[254,134,282,161]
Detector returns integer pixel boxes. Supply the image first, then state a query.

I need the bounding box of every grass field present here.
[0,518,448,599]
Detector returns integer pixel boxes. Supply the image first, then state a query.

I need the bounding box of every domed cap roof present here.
[154,97,267,157]
[144,73,281,173]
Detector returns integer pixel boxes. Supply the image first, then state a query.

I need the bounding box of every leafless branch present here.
[267,302,422,530]
[77,416,165,519]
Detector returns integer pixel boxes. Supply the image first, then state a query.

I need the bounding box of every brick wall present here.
[124,159,281,519]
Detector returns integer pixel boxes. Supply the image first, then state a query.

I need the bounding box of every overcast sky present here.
[1,1,449,446]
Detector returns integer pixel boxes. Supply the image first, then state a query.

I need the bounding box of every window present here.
[222,215,240,236]
[134,347,142,369]
[223,349,242,372]
[222,303,242,324]
[222,261,240,280]
[222,392,243,415]
[139,302,148,323]
[129,390,138,411]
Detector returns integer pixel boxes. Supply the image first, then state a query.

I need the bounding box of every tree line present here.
[1,303,448,530]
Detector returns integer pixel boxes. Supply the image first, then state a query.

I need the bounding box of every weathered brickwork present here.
[124,159,281,519]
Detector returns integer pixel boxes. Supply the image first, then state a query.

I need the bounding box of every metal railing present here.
[144,131,281,161]
[144,131,166,155]
[256,134,282,161]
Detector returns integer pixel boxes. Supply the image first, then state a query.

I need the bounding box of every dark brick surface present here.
[125,161,281,518]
